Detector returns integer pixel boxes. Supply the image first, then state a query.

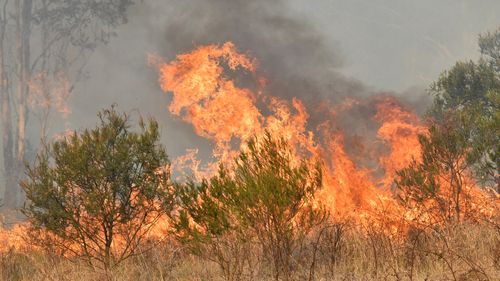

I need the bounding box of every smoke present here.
[63,0,367,160]
[156,0,366,105]
[147,0,381,154]
[62,0,499,160]
[139,0,431,176]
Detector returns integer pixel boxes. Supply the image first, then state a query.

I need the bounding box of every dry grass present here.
[0,222,498,281]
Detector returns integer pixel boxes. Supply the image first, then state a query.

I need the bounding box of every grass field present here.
[1,221,498,281]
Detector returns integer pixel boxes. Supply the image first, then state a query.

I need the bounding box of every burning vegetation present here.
[0,6,499,281]
[152,41,498,228]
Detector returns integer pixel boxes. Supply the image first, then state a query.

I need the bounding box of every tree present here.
[0,0,135,209]
[172,132,325,281]
[396,28,500,224]
[429,28,500,191]
[479,29,500,73]
[395,118,477,224]
[21,106,172,269]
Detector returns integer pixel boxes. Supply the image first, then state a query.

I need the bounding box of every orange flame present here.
[374,96,427,189]
[153,42,498,229]
[1,42,497,255]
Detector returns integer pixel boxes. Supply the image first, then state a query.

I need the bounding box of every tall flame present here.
[152,42,498,228]
[0,41,497,255]
[152,42,424,221]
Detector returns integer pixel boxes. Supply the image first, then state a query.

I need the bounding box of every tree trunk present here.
[1,79,15,209]
[0,0,16,209]
[16,0,32,163]
[2,0,33,209]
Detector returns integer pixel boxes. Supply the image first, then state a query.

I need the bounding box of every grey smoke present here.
[63,0,500,159]
[67,0,368,160]
[157,0,366,103]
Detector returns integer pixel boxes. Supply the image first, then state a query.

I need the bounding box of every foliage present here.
[396,28,500,223]
[0,0,136,209]
[33,0,134,50]
[479,28,500,72]
[428,28,500,190]
[395,118,476,223]
[172,132,325,281]
[21,106,172,268]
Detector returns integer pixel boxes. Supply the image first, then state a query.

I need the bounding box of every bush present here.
[172,132,326,281]
[21,106,173,269]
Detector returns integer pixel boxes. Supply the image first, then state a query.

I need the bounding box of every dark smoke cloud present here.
[64,0,499,160]
[156,0,367,105]
[66,0,371,159]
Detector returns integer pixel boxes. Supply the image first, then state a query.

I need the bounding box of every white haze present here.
[61,0,500,160]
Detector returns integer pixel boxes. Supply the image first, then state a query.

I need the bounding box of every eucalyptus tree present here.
[0,0,135,208]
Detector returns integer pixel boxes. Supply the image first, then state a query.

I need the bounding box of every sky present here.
[65,0,500,158]
[292,0,500,91]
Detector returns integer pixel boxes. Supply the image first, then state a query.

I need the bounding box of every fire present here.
[151,42,317,175]
[152,43,408,217]
[28,71,72,117]
[374,96,427,190]
[0,222,31,252]
[153,42,498,228]
[0,41,497,257]
[156,42,261,142]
